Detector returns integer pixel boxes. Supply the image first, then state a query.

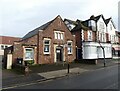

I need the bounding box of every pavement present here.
[2,59,119,89]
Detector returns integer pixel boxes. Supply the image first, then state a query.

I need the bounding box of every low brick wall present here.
[12,64,25,74]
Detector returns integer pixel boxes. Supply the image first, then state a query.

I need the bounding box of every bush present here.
[27,60,34,65]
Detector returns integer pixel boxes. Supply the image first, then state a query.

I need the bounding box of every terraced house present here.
[64,14,120,62]
[11,15,76,65]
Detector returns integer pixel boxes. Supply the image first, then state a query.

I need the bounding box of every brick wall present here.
[38,16,76,64]
[13,35,38,64]
[83,30,96,42]
[0,36,20,45]
[13,16,76,65]
[71,30,81,48]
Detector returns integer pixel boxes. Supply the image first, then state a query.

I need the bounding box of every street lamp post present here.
[98,41,106,67]
[64,43,70,74]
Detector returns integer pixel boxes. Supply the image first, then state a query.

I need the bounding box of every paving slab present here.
[38,67,88,79]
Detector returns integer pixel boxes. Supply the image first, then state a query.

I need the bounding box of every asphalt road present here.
[7,64,119,90]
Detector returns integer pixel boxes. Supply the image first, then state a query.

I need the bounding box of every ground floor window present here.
[67,41,72,54]
[24,48,34,60]
[115,51,118,55]
[44,39,51,54]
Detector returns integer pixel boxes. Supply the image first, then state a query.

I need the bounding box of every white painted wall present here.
[83,42,98,59]
[97,43,112,58]
[106,20,116,43]
[97,17,107,33]
[0,50,4,55]
[0,44,12,56]
[7,54,12,69]
[82,42,112,59]
[97,16,107,42]
[82,29,84,41]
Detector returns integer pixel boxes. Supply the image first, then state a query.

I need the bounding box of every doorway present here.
[56,46,63,62]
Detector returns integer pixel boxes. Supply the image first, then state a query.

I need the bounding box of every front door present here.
[56,47,63,62]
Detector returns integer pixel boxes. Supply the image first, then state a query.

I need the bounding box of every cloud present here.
[118,1,120,30]
[0,0,119,37]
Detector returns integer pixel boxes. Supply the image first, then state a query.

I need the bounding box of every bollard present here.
[25,66,29,76]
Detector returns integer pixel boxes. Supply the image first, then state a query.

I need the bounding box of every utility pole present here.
[99,41,106,67]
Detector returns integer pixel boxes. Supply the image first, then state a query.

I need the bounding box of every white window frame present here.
[58,33,61,39]
[54,31,64,40]
[102,33,105,42]
[88,31,92,41]
[55,32,58,39]
[60,33,63,40]
[88,20,95,27]
[43,38,51,54]
[100,32,102,41]
[24,48,34,60]
[82,29,84,41]
[67,41,72,54]
[99,22,105,32]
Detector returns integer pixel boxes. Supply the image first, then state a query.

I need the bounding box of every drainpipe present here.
[37,33,39,64]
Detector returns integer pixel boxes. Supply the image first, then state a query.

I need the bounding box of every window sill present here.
[24,59,34,61]
[68,53,72,55]
[44,52,50,55]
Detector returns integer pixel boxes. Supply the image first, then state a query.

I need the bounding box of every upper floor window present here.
[54,31,64,40]
[99,32,102,42]
[88,20,96,27]
[99,32,106,42]
[24,48,34,60]
[99,22,105,32]
[44,39,50,54]
[67,41,72,54]
[116,36,119,43]
[102,33,105,42]
[88,31,92,41]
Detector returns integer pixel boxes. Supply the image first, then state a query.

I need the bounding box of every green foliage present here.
[27,60,34,65]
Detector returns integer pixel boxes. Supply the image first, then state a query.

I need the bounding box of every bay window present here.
[88,31,92,41]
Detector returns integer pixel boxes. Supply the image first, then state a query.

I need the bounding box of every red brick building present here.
[12,15,76,65]
[0,36,20,61]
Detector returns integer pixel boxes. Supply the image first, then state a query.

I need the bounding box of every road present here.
[5,64,119,89]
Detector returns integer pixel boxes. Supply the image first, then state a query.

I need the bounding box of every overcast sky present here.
[0,0,119,38]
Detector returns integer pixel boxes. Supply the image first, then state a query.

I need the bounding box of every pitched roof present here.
[105,18,111,24]
[116,31,120,37]
[94,15,101,21]
[64,18,77,25]
[22,20,53,40]
[105,17,116,28]
[71,20,90,32]
[0,36,21,45]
